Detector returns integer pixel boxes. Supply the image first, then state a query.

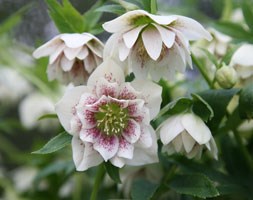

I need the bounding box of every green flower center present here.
[95,102,129,136]
[132,15,153,26]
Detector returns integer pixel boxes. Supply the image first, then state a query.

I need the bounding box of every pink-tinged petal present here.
[172,134,183,152]
[72,137,103,171]
[181,130,196,153]
[173,15,212,41]
[110,156,125,168]
[49,43,65,64]
[181,113,212,144]
[63,46,82,60]
[60,33,92,48]
[119,39,131,61]
[86,40,104,58]
[88,59,125,88]
[79,93,98,106]
[123,119,141,143]
[32,35,62,58]
[117,137,134,159]
[159,115,184,145]
[131,80,162,119]
[119,83,139,100]
[153,24,176,48]
[126,128,158,166]
[76,107,97,129]
[70,116,82,136]
[77,46,89,60]
[96,78,120,98]
[55,86,90,134]
[136,125,153,148]
[128,101,150,125]
[142,26,163,60]
[146,12,178,25]
[93,135,119,161]
[123,25,146,49]
[60,56,75,72]
[80,127,100,143]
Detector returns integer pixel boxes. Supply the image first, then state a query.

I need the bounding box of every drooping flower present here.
[158,113,217,159]
[55,59,162,171]
[103,10,212,81]
[33,33,104,85]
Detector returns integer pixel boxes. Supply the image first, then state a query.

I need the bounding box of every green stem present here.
[90,164,105,200]
[191,54,213,88]
[150,0,157,14]
[233,129,253,170]
[221,0,232,20]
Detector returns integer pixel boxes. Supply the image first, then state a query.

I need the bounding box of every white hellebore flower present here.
[33,33,104,85]
[55,59,162,171]
[103,10,212,81]
[230,44,253,84]
[159,113,217,159]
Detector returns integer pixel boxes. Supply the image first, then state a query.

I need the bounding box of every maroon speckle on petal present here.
[119,85,137,100]
[84,109,96,125]
[98,135,119,152]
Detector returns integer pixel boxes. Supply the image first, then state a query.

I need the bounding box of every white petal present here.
[122,119,141,144]
[123,25,146,49]
[172,135,183,152]
[153,24,176,48]
[80,128,100,143]
[136,125,153,148]
[181,130,196,153]
[55,86,90,134]
[173,15,212,41]
[86,40,104,58]
[142,26,163,60]
[77,46,89,60]
[76,107,96,129]
[146,12,178,25]
[64,46,82,60]
[159,115,185,145]
[117,137,134,159]
[187,145,202,159]
[181,113,212,144]
[60,33,92,48]
[230,44,253,67]
[131,79,162,119]
[93,135,119,161]
[32,35,62,58]
[87,59,125,88]
[119,82,140,100]
[72,137,103,171]
[49,43,65,64]
[95,77,120,98]
[110,156,125,168]
[119,39,131,61]
[84,54,96,74]
[60,56,75,71]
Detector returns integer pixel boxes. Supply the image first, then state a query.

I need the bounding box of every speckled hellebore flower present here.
[55,59,162,170]
[33,33,103,85]
[158,113,217,159]
[103,10,212,81]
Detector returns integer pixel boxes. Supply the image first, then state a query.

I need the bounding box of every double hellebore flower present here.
[103,10,212,81]
[33,33,103,85]
[55,59,162,170]
[158,113,217,159]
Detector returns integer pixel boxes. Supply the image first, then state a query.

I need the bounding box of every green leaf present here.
[239,84,253,119]
[158,78,172,108]
[169,173,219,198]
[200,48,219,68]
[131,179,158,200]
[95,4,125,15]
[220,45,240,66]
[37,113,58,121]
[141,0,151,12]
[242,0,253,32]
[191,93,214,122]
[197,88,240,131]
[104,162,121,183]
[32,131,72,154]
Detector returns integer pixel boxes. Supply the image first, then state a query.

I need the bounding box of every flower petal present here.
[110,156,125,168]
[159,115,184,145]
[84,54,96,74]
[172,135,183,152]
[119,39,131,61]
[181,130,196,153]
[93,135,119,161]
[49,43,65,64]
[142,25,163,60]
[60,33,92,48]
[86,40,104,58]
[123,25,146,49]
[153,24,176,48]
[119,83,139,100]
[122,119,141,143]
[77,46,89,60]
[146,12,177,25]
[76,107,97,129]
[117,137,134,159]
[231,44,253,67]
[136,125,153,148]
[181,113,212,144]
[55,86,90,134]
[72,137,103,171]
[80,127,100,143]
[63,46,82,60]
[60,56,75,72]
[96,77,120,98]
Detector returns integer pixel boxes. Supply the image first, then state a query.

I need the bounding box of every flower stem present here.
[90,164,105,200]
[150,0,157,14]
[191,54,213,88]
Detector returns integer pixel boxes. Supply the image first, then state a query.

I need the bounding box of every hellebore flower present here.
[55,59,162,170]
[33,33,103,85]
[103,10,212,81]
[158,113,217,159]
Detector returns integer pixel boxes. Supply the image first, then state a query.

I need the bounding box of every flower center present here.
[94,102,129,136]
[132,15,153,26]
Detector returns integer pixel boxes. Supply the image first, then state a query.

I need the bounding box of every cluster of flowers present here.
[33,10,217,171]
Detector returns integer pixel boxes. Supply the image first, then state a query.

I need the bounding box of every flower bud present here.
[215,64,238,89]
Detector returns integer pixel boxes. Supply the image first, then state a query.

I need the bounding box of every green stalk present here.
[221,0,232,21]
[90,164,105,200]
[150,0,157,14]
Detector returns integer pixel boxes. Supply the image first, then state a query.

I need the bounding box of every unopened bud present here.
[215,64,238,89]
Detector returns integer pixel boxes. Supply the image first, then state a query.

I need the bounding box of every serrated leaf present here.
[169,173,219,198]
[32,131,72,154]
[37,113,57,121]
[242,0,253,32]
[191,93,214,122]
[131,179,158,200]
[239,84,253,119]
[104,162,121,183]
[95,4,125,15]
